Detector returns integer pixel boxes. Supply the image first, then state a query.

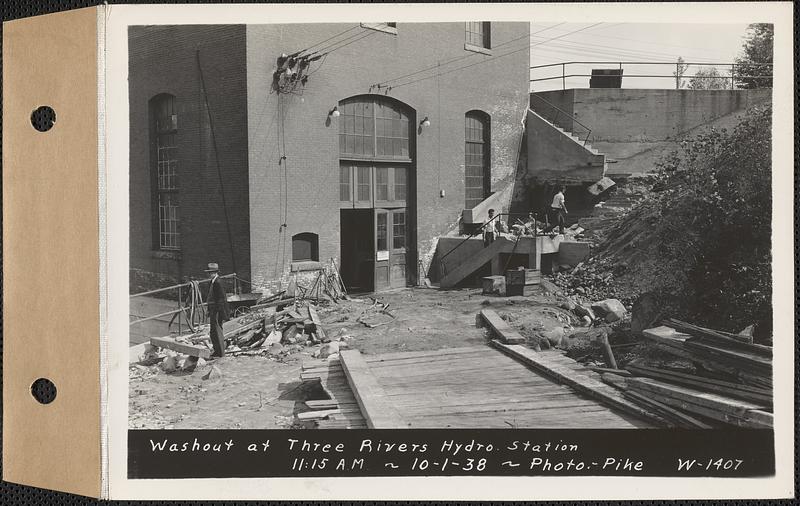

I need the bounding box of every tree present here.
[672,56,689,89]
[734,23,773,88]
[688,67,730,90]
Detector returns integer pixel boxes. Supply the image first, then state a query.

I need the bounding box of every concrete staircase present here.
[439,236,538,289]
[526,109,607,183]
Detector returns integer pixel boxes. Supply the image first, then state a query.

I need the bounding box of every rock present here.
[160,355,178,373]
[591,299,627,323]
[574,304,596,321]
[196,357,206,368]
[582,315,593,326]
[326,352,340,362]
[541,326,566,347]
[267,342,284,355]
[315,341,341,359]
[201,365,222,381]
[559,299,576,311]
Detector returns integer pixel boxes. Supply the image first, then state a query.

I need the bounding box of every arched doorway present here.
[337,95,416,292]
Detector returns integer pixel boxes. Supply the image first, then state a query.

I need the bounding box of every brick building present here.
[129,22,530,293]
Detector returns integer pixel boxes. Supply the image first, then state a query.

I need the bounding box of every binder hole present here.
[31,378,57,404]
[30,106,56,132]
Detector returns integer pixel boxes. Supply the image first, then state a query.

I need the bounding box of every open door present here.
[374,208,407,291]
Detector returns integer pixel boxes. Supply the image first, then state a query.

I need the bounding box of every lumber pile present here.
[600,318,773,429]
[298,358,367,429]
[147,297,338,361]
[288,258,349,303]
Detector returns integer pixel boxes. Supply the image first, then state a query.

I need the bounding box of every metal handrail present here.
[529,61,773,91]
[438,213,534,278]
[530,94,593,146]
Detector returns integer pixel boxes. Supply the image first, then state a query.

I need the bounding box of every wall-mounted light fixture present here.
[419,116,431,128]
[328,106,340,118]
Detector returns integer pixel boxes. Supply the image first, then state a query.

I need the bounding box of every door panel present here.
[374,209,390,291]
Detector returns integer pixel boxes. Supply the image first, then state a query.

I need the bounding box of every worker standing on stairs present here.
[544,186,568,235]
[205,262,230,358]
[483,209,497,246]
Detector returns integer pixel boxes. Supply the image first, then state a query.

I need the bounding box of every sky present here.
[529,22,753,91]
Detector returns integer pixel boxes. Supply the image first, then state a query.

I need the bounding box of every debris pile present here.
[600,318,772,428]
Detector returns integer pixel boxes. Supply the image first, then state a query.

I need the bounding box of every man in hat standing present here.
[205,262,230,357]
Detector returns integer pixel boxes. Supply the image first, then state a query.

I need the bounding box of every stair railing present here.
[530,94,593,147]
[438,213,534,280]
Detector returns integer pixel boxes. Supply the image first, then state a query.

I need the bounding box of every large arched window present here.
[339,96,410,159]
[465,110,490,209]
[149,93,180,250]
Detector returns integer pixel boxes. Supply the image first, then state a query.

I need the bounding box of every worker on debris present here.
[205,262,230,358]
[543,186,568,235]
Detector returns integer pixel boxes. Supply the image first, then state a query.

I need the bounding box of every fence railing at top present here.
[530,61,774,91]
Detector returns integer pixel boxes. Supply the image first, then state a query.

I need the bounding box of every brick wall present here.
[129,25,251,290]
[245,22,530,288]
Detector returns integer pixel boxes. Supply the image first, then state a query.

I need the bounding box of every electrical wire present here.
[373,22,567,89]
[530,35,722,63]
[317,29,378,56]
[391,23,606,89]
[301,24,362,55]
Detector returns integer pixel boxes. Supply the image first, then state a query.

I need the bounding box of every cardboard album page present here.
[4,1,796,500]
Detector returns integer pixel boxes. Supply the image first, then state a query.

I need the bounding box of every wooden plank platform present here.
[476,309,526,344]
[305,345,653,429]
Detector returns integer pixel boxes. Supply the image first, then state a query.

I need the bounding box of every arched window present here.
[149,93,179,250]
[465,110,490,209]
[339,96,410,159]
[292,232,319,262]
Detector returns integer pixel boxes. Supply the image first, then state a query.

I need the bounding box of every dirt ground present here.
[129,286,579,429]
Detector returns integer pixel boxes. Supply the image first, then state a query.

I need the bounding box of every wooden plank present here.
[478,309,526,344]
[365,346,489,363]
[626,362,771,405]
[622,390,713,429]
[491,340,663,425]
[682,341,771,372]
[339,349,406,429]
[150,336,211,359]
[308,305,328,341]
[296,409,340,421]
[625,377,771,428]
[663,319,772,356]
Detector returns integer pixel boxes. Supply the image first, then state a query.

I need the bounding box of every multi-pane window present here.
[465,111,490,210]
[465,22,491,49]
[339,97,410,160]
[376,213,388,251]
[339,166,351,202]
[375,101,410,158]
[151,94,180,250]
[376,167,390,201]
[394,167,407,201]
[357,166,371,202]
[392,210,406,250]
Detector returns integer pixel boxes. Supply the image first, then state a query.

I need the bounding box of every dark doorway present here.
[340,209,374,292]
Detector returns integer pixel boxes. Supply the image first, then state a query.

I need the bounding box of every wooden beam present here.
[339,349,407,429]
[149,336,211,359]
[626,362,771,405]
[477,309,526,344]
[625,377,771,428]
[490,340,663,425]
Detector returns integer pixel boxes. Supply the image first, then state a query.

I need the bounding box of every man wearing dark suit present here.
[205,262,230,357]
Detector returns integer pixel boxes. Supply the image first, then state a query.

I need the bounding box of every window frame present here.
[149,93,181,251]
[464,21,492,54]
[360,22,398,35]
[464,110,491,210]
[291,232,320,262]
